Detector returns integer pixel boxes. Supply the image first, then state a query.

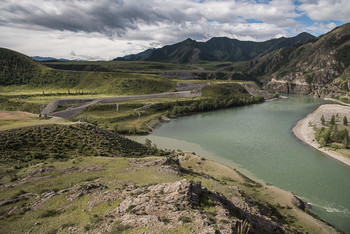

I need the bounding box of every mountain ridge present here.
[114,32,315,63]
[241,22,350,97]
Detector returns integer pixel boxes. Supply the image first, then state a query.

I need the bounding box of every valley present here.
[1,22,350,233]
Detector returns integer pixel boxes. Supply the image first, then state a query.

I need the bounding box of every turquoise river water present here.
[132,96,350,232]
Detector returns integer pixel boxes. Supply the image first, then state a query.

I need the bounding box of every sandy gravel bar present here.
[293,104,350,167]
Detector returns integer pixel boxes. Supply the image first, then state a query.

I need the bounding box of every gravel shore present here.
[292,104,350,167]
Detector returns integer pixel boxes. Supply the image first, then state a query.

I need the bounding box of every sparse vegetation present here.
[315,124,350,148]
[0,124,163,165]
[0,29,344,233]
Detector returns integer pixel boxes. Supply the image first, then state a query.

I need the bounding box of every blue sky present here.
[0,0,349,60]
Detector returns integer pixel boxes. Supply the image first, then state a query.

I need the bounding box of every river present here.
[131,95,350,232]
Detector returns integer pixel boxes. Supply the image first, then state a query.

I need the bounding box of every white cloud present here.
[298,0,350,22]
[0,25,145,60]
[305,22,337,35]
[0,0,345,60]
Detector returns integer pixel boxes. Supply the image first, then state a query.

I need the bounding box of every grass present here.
[113,164,181,185]
[0,113,72,131]
[42,60,199,73]
[0,148,335,234]
[69,96,204,134]
[0,155,179,233]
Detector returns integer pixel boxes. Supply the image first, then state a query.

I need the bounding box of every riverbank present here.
[293,104,350,167]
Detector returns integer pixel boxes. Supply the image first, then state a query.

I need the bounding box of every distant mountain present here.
[242,23,350,97]
[114,48,156,61]
[114,33,315,63]
[31,56,70,61]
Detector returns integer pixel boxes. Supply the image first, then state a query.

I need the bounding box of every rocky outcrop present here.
[263,79,345,98]
[98,177,302,233]
[241,82,274,100]
[243,23,350,97]
[264,79,311,95]
[292,195,312,212]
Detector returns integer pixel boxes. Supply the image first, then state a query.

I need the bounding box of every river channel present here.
[132,95,350,232]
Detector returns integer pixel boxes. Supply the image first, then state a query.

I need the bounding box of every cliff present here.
[242,23,350,97]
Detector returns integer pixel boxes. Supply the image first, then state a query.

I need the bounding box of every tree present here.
[321,115,325,125]
[343,116,348,126]
[330,115,335,125]
[343,136,349,148]
[145,138,152,148]
[113,124,119,133]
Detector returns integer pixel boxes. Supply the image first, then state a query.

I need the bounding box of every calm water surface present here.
[132,96,350,232]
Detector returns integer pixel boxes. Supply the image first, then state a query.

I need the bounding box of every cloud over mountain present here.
[0,0,348,60]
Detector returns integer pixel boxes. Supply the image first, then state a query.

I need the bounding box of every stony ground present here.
[0,152,337,233]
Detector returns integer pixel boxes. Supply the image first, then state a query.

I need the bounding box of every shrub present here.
[39,209,62,218]
[178,216,192,223]
[110,221,131,233]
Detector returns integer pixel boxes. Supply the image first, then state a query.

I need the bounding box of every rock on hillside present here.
[0,148,337,233]
[242,23,350,97]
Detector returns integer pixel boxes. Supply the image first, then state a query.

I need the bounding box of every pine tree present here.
[342,136,349,148]
[343,116,348,126]
[145,138,152,148]
[330,115,335,125]
[321,115,325,125]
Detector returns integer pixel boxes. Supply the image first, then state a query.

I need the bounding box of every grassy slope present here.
[0,111,71,131]
[41,60,198,73]
[67,83,262,134]
[0,151,335,233]
[0,124,160,165]
[0,48,176,92]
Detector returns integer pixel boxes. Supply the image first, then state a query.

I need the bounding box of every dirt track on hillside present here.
[43,91,199,118]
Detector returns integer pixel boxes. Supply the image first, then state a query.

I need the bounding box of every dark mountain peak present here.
[184,38,194,42]
[208,37,231,41]
[114,33,317,63]
[114,48,156,61]
[294,32,315,43]
[182,38,196,45]
[297,32,314,37]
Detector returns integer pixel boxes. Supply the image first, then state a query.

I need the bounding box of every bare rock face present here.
[292,195,311,211]
[249,23,350,98]
[125,157,182,175]
[264,79,345,98]
[95,179,300,233]
[66,183,106,201]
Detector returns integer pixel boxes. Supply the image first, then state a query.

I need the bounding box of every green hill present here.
[240,23,350,97]
[0,48,43,85]
[0,48,175,95]
[114,33,315,63]
[0,123,159,164]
